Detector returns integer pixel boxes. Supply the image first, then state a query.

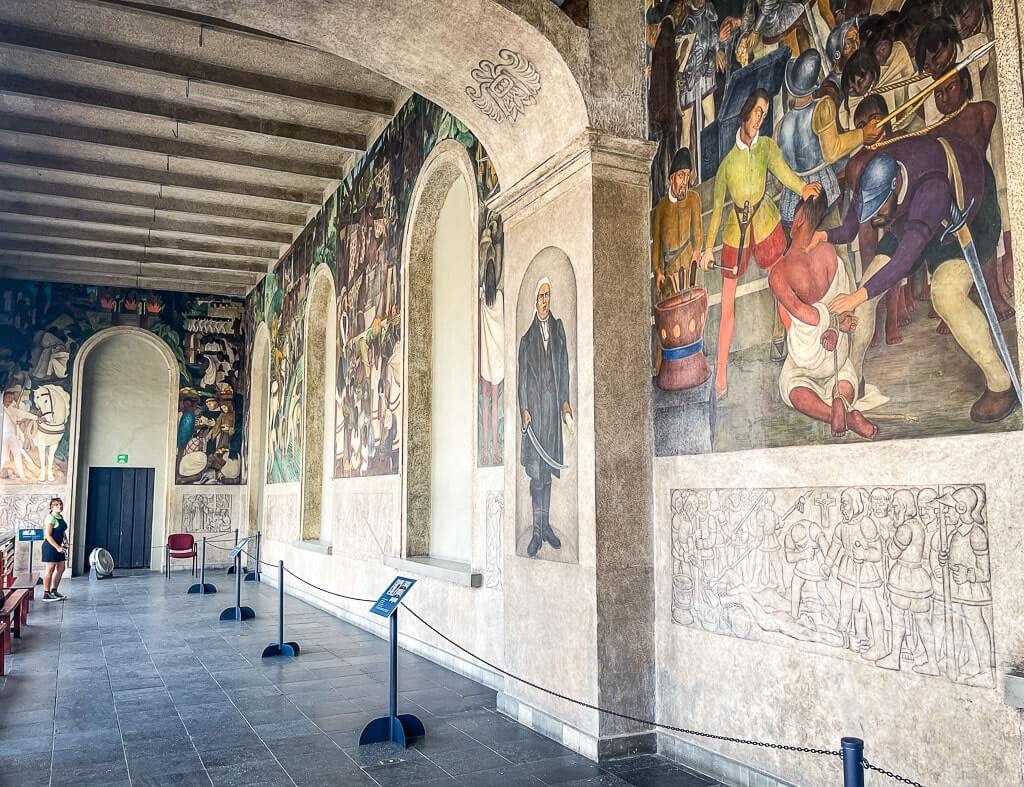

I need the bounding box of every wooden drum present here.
[655,286,711,391]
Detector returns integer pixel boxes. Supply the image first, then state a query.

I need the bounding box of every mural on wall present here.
[515,248,578,563]
[485,490,504,589]
[647,0,1020,454]
[248,95,503,482]
[670,484,995,687]
[0,281,245,486]
[180,492,233,534]
[479,215,506,467]
[0,492,55,533]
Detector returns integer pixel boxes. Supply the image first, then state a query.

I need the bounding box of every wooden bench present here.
[1,589,28,645]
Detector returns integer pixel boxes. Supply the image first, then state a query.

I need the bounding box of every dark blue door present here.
[85,467,155,569]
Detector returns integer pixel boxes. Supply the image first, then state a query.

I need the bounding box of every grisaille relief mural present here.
[647,0,1021,455]
[669,484,995,687]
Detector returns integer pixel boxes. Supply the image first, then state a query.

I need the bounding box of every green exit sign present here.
[117,454,128,465]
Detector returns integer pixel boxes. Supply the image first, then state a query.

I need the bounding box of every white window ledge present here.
[384,555,482,588]
[292,539,333,556]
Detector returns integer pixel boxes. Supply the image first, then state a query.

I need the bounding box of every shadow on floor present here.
[0,573,723,786]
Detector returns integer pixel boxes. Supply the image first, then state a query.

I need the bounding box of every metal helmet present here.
[827,16,861,68]
[857,153,899,223]
[785,49,823,98]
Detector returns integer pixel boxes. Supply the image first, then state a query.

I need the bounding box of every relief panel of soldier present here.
[669,485,995,688]
[647,0,1019,453]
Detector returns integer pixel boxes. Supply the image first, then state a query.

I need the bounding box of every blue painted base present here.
[261,641,300,658]
[219,606,255,621]
[187,582,217,594]
[244,571,259,582]
[359,714,425,748]
[226,564,236,574]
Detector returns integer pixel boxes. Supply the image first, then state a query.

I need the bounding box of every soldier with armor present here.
[777,48,880,228]
[876,490,940,675]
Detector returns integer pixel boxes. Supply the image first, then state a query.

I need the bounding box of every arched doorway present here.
[300,265,337,544]
[246,322,271,538]
[402,141,479,564]
[67,328,177,575]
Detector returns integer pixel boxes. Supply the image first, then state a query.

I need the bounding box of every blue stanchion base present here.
[187,582,217,594]
[219,606,255,621]
[226,564,236,574]
[358,714,425,748]
[261,641,300,659]
[244,571,259,582]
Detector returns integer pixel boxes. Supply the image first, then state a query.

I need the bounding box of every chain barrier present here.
[863,758,926,787]
[194,544,926,785]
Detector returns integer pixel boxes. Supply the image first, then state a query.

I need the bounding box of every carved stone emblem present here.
[467,49,542,124]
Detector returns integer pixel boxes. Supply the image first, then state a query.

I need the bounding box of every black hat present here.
[670,148,692,174]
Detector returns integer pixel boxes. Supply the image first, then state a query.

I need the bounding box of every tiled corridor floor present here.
[0,572,722,786]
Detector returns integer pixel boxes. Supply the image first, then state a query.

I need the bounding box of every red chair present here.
[166,534,197,577]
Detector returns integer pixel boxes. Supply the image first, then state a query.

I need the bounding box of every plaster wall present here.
[75,332,172,568]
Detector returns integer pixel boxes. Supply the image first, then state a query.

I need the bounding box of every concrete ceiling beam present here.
[0,234,270,274]
[0,196,296,244]
[0,174,309,226]
[0,24,395,116]
[0,114,346,179]
[0,218,281,259]
[0,72,368,150]
[0,258,253,295]
[0,145,325,203]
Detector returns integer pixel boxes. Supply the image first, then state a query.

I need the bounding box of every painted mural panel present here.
[515,248,579,563]
[669,485,995,688]
[647,0,1020,454]
[247,95,502,483]
[0,281,245,486]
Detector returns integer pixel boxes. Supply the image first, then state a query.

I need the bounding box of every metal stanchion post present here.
[164,544,169,580]
[219,542,254,621]
[226,528,238,574]
[244,532,260,582]
[262,560,300,658]
[841,737,865,787]
[359,609,424,747]
[187,537,217,594]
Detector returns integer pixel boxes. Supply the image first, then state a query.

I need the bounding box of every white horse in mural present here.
[32,384,70,482]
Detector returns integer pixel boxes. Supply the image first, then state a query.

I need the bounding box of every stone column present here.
[492,130,657,760]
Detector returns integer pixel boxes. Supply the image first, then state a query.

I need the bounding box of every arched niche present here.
[246,322,271,537]
[300,264,337,545]
[66,327,178,575]
[514,246,578,564]
[401,140,480,562]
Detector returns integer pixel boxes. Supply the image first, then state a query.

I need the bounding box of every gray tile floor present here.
[0,571,722,787]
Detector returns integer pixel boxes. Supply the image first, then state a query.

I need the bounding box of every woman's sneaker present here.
[52,591,67,600]
[42,591,59,601]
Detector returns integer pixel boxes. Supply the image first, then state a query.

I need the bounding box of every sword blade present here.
[959,235,1023,403]
[525,423,568,471]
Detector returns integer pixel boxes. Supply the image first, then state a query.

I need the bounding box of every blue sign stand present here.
[262,560,300,658]
[219,539,254,621]
[187,537,217,594]
[359,577,424,748]
[18,529,44,585]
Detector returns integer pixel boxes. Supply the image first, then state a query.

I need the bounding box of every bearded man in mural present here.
[518,279,573,558]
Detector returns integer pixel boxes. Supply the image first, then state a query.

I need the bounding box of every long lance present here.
[878,41,995,129]
[801,2,829,77]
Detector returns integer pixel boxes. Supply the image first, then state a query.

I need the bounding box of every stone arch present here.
[401,140,480,559]
[300,264,337,544]
[246,321,271,538]
[134,0,590,185]
[66,326,178,575]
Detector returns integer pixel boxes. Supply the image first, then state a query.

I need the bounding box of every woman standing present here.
[41,497,68,601]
